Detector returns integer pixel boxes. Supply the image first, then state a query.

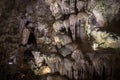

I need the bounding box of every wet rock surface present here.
[0,0,120,80]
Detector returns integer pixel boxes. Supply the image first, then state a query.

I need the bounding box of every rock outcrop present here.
[0,0,120,80]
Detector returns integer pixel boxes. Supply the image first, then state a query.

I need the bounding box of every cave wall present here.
[0,0,120,80]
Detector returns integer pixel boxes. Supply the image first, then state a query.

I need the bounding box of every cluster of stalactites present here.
[31,49,113,80]
[53,12,90,44]
[45,0,87,20]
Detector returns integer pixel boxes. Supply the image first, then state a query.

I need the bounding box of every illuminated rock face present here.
[54,34,72,46]
[91,29,120,50]
[43,0,120,80]
[0,0,120,80]
[41,66,51,75]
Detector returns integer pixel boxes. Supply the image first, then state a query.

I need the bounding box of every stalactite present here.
[69,14,77,41]
[1,0,120,80]
[63,19,70,32]
[53,20,64,33]
[76,12,89,43]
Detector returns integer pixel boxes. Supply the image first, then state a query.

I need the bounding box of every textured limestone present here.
[46,75,68,80]
[91,28,120,49]
[37,37,52,44]
[32,51,44,67]
[1,0,120,80]
[65,43,78,52]
[53,20,64,33]
[77,1,86,12]
[50,2,62,19]
[54,34,72,46]
[59,47,72,57]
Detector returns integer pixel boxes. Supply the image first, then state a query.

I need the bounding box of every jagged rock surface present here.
[0,0,120,80]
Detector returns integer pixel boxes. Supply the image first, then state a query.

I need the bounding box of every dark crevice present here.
[106,18,120,35]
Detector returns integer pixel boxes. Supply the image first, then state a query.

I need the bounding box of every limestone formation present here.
[65,43,78,52]
[46,75,68,80]
[1,0,120,80]
[40,66,51,75]
[50,2,62,19]
[22,29,30,45]
[32,51,44,67]
[91,28,120,50]
[53,20,64,33]
[59,47,72,57]
[37,37,51,44]
[77,1,86,12]
[54,34,72,46]
[63,19,70,32]
[69,14,77,40]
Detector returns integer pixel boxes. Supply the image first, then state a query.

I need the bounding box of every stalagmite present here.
[59,61,67,76]
[71,49,87,80]
[55,59,61,72]
[64,58,73,79]
[73,68,79,80]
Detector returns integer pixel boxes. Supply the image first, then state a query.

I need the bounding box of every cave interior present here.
[0,0,120,80]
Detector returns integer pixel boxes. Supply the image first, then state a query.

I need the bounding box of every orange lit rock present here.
[41,66,51,75]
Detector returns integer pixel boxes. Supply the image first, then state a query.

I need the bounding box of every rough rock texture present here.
[0,0,120,80]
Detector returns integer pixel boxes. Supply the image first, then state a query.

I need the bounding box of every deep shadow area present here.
[107,18,120,35]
